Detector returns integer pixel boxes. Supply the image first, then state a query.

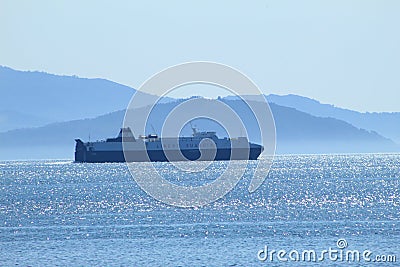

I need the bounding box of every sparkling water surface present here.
[0,154,399,266]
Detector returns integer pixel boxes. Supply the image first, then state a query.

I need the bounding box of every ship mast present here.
[190,122,197,136]
[151,124,158,135]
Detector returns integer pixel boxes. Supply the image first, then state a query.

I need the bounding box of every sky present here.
[1,0,399,112]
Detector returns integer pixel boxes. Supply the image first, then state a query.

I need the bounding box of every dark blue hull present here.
[74,148,263,163]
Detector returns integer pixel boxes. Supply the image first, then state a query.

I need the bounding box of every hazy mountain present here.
[0,99,397,160]
[2,65,399,146]
[1,66,399,159]
[0,110,52,132]
[0,66,173,132]
[0,66,135,121]
[266,94,400,144]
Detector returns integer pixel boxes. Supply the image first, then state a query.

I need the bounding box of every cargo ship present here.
[75,127,263,163]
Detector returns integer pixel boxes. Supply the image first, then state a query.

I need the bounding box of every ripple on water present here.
[0,154,399,266]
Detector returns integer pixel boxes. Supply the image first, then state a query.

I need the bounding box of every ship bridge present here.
[191,126,217,139]
[193,131,217,138]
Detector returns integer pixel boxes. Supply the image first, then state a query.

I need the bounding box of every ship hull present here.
[74,147,263,163]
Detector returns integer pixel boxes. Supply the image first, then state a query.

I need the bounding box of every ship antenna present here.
[151,124,158,135]
[190,121,197,136]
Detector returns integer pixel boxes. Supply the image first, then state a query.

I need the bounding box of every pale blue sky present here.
[1,0,399,112]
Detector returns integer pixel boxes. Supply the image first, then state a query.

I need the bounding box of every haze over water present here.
[1,154,399,266]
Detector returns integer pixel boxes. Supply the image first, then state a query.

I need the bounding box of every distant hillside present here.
[0,99,397,160]
[266,94,400,144]
[0,110,52,132]
[0,66,135,122]
[1,66,399,159]
[2,65,399,147]
[0,66,174,132]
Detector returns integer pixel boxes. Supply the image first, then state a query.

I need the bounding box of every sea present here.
[0,154,399,266]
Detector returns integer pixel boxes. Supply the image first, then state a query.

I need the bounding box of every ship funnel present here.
[119,127,136,141]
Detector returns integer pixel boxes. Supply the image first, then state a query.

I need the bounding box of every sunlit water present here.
[0,154,399,266]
